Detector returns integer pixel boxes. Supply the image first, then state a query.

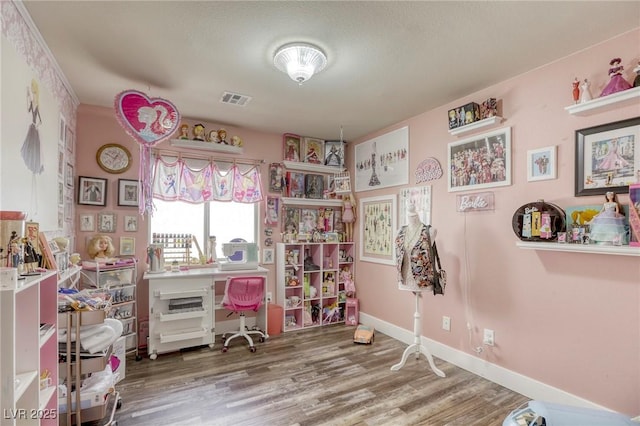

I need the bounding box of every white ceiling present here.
[22,1,640,142]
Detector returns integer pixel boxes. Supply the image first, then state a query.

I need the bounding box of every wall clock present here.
[96,143,132,174]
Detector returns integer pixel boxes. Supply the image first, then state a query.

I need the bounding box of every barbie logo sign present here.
[415,158,443,183]
[456,192,495,212]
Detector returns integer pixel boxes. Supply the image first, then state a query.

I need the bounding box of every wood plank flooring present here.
[114,326,528,426]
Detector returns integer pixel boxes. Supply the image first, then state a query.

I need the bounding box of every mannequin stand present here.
[390,291,445,377]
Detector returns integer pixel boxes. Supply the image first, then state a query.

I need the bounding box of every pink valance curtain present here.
[152,155,263,204]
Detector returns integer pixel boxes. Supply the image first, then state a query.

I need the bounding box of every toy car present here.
[353,324,374,344]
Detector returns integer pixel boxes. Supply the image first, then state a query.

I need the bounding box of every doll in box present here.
[341,266,356,297]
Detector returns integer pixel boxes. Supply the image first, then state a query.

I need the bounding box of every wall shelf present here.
[281,197,343,207]
[564,86,640,116]
[516,241,640,256]
[170,139,244,154]
[283,160,344,174]
[448,116,503,136]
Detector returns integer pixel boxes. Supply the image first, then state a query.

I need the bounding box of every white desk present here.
[144,266,268,359]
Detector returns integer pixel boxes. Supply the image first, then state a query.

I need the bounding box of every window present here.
[151,199,257,262]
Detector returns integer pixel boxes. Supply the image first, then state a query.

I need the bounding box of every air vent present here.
[220,91,252,107]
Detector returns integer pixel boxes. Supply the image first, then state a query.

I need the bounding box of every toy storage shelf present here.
[448,116,503,136]
[564,86,640,116]
[170,138,243,154]
[283,160,345,174]
[515,241,640,256]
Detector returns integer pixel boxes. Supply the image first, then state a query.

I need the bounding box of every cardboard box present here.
[480,97,498,119]
[448,102,481,129]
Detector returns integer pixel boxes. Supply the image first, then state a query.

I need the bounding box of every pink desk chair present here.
[221,276,266,353]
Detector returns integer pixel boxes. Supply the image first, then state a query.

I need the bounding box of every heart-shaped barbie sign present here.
[114,90,180,146]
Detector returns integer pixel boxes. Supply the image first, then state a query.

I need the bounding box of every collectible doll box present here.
[629,183,640,246]
[448,102,481,130]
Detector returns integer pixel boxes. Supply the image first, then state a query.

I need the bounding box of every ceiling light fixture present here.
[273,42,327,85]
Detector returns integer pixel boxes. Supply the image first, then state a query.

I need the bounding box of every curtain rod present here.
[152,148,265,165]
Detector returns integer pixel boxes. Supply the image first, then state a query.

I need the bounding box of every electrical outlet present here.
[266,292,273,303]
[442,316,451,331]
[483,329,495,346]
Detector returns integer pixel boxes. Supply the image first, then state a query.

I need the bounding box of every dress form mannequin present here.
[391,203,445,377]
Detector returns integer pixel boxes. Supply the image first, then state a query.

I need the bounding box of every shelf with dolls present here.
[170,139,244,154]
[564,86,640,116]
[276,241,355,332]
[448,116,503,136]
[515,241,640,256]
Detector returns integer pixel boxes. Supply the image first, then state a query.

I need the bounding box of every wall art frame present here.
[354,126,409,193]
[448,126,511,193]
[283,133,301,162]
[575,116,639,197]
[119,236,135,256]
[118,179,139,207]
[527,145,557,182]
[262,248,274,265]
[398,186,432,227]
[97,212,117,233]
[124,215,138,232]
[359,194,397,265]
[78,176,107,206]
[80,214,95,232]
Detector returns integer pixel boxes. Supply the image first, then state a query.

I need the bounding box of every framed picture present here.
[119,237,135,256]
[64,195,72,223]
[78,176,107,206]
[58,182,64,205]
[325,232,339,243]
[58,149,64,176]
[38,232,57,270]
[283,133,301,162]
[332,171,351,194]
[97,212,117,233]
[575,117,639,197]
[124,215,138,232]
[65,125,74,153]
[25,222,40,256]
[59,114,66,145]
[355,126,409,192]
[80,214,95,232]
[268,163,285,193]
[324,140,344,167]
[527,145,557,182]
[118,179,139,207]
[359,194,397,265]
[302,137,324,164]
[398,186,432,226]
[65,162,74,188]
[265,196,279,226]
[448,126,511,192]
[262,248,274,265]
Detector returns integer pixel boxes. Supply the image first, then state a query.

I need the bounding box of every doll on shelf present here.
[87,234,116,261]
[218,128,229,145]
[207,129,220,143]
[341,266,356,297]
[178,123,190,140]
[600,57,632,97]
[342,192,356,242]
[192,123,206,141]
[588,191,626,245]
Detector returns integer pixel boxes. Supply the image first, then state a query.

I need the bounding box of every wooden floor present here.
[113,326,528,426]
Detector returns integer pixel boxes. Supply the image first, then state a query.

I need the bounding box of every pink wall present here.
[350,30,640,414]
[75,105,282,320]
[75,30,639,414]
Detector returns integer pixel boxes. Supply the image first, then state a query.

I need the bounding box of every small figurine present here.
[87,234,115,260]
[600,57,632,97]
[572,77,580,104]
[342,192,356,242]
[178,123,189,140]
[192,123,206,141]
[633,61,640,88]
[580,79,592,103]
[341,266,356,297]
[231,135,243,147]
[218,128,228,145]
[207,129,219,143]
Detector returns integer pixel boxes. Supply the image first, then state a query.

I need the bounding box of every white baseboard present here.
[360,312,610,411]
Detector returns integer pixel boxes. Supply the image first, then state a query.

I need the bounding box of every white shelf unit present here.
[515,241,640,256]
[80,260,140,359]
[276,242,355,332]
[282,160,345,174]
[1,270,58,426]
[170,138,244,154]
[145,267,268,359]
[448,116,503,136]
[564,86,640,116]
[281,197,343,207]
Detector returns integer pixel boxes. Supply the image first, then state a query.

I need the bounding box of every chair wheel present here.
[222,346,228,353]
[249,346,256,353]
[259,337,265,343]
[116,399,123,409]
